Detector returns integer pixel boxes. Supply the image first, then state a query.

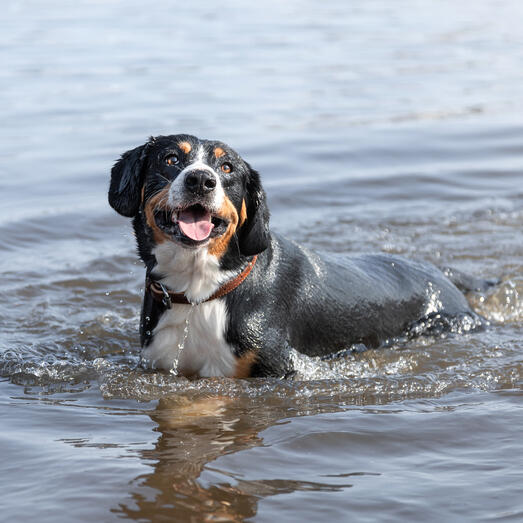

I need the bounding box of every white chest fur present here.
[142,299,237,377]
[143,242,239,377]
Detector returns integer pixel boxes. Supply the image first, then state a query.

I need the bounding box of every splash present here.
[469,276,523,323]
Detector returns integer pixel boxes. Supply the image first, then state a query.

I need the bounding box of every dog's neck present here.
[151,242,238,303]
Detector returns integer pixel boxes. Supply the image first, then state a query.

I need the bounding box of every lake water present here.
[1,1,522,521]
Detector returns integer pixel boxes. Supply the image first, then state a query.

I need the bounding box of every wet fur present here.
[109,134,484,378]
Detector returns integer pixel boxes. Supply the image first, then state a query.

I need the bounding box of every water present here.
[1,1,522,521]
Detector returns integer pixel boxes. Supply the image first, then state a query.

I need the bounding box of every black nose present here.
[184,170,217,195]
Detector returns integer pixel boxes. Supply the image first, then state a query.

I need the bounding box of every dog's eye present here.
[221,162,233,174]
[165,154,179,166]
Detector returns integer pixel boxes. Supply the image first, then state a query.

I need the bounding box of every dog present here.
[109,134,485,378]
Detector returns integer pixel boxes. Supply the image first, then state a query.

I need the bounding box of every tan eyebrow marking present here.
[178,141,192,154]
[214,147,225,158]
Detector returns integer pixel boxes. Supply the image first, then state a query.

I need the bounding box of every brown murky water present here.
[1,1,522,521]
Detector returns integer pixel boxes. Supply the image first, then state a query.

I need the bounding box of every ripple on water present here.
[0,198,521,402]
[0,273,521,401]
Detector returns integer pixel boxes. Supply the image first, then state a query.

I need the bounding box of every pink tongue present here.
[178,208,214,241]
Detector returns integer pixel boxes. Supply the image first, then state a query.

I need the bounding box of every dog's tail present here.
[441,266,500,293]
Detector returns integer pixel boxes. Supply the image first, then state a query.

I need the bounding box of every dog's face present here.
[109,134,270,262]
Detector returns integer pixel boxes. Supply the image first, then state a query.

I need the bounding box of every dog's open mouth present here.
[154,204,229,245]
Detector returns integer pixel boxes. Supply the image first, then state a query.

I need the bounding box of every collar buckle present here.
[158,282,172,309]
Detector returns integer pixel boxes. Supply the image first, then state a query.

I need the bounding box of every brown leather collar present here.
[146,255,258,307]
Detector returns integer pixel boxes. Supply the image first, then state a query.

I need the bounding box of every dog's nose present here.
[184,170,217,195]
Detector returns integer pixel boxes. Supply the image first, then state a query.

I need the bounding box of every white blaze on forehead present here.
[196,144,204,163]
[168,144,225,210]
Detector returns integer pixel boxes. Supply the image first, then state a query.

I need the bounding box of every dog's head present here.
[109,134,270,260]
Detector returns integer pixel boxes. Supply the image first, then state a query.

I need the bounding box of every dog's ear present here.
[238,165,270,256]
[108,142,149,217]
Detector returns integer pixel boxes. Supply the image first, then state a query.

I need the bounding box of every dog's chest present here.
[142,299,237,377]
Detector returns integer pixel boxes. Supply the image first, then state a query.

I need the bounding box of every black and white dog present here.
[109,134,484,378]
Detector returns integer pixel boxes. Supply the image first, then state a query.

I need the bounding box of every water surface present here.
[1,1,522,521]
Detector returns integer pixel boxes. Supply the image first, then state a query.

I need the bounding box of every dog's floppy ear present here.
[238,165,270,256]
[108,142,150,217]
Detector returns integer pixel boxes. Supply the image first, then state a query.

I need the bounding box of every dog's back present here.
[223,232,481,376]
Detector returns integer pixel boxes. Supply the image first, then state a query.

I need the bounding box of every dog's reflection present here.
[114,392,273,521]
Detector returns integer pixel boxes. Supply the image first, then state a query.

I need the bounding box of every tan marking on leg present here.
[214,147,225,158]
[239,199,247,226]
[144,187,171,244]
[141,186,145,204]
[234,350,257,378]
[208,196,239,258]
[178,141,192,154]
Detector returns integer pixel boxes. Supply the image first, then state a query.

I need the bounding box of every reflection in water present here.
[114,392,353,521]
[115,395,273,520]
